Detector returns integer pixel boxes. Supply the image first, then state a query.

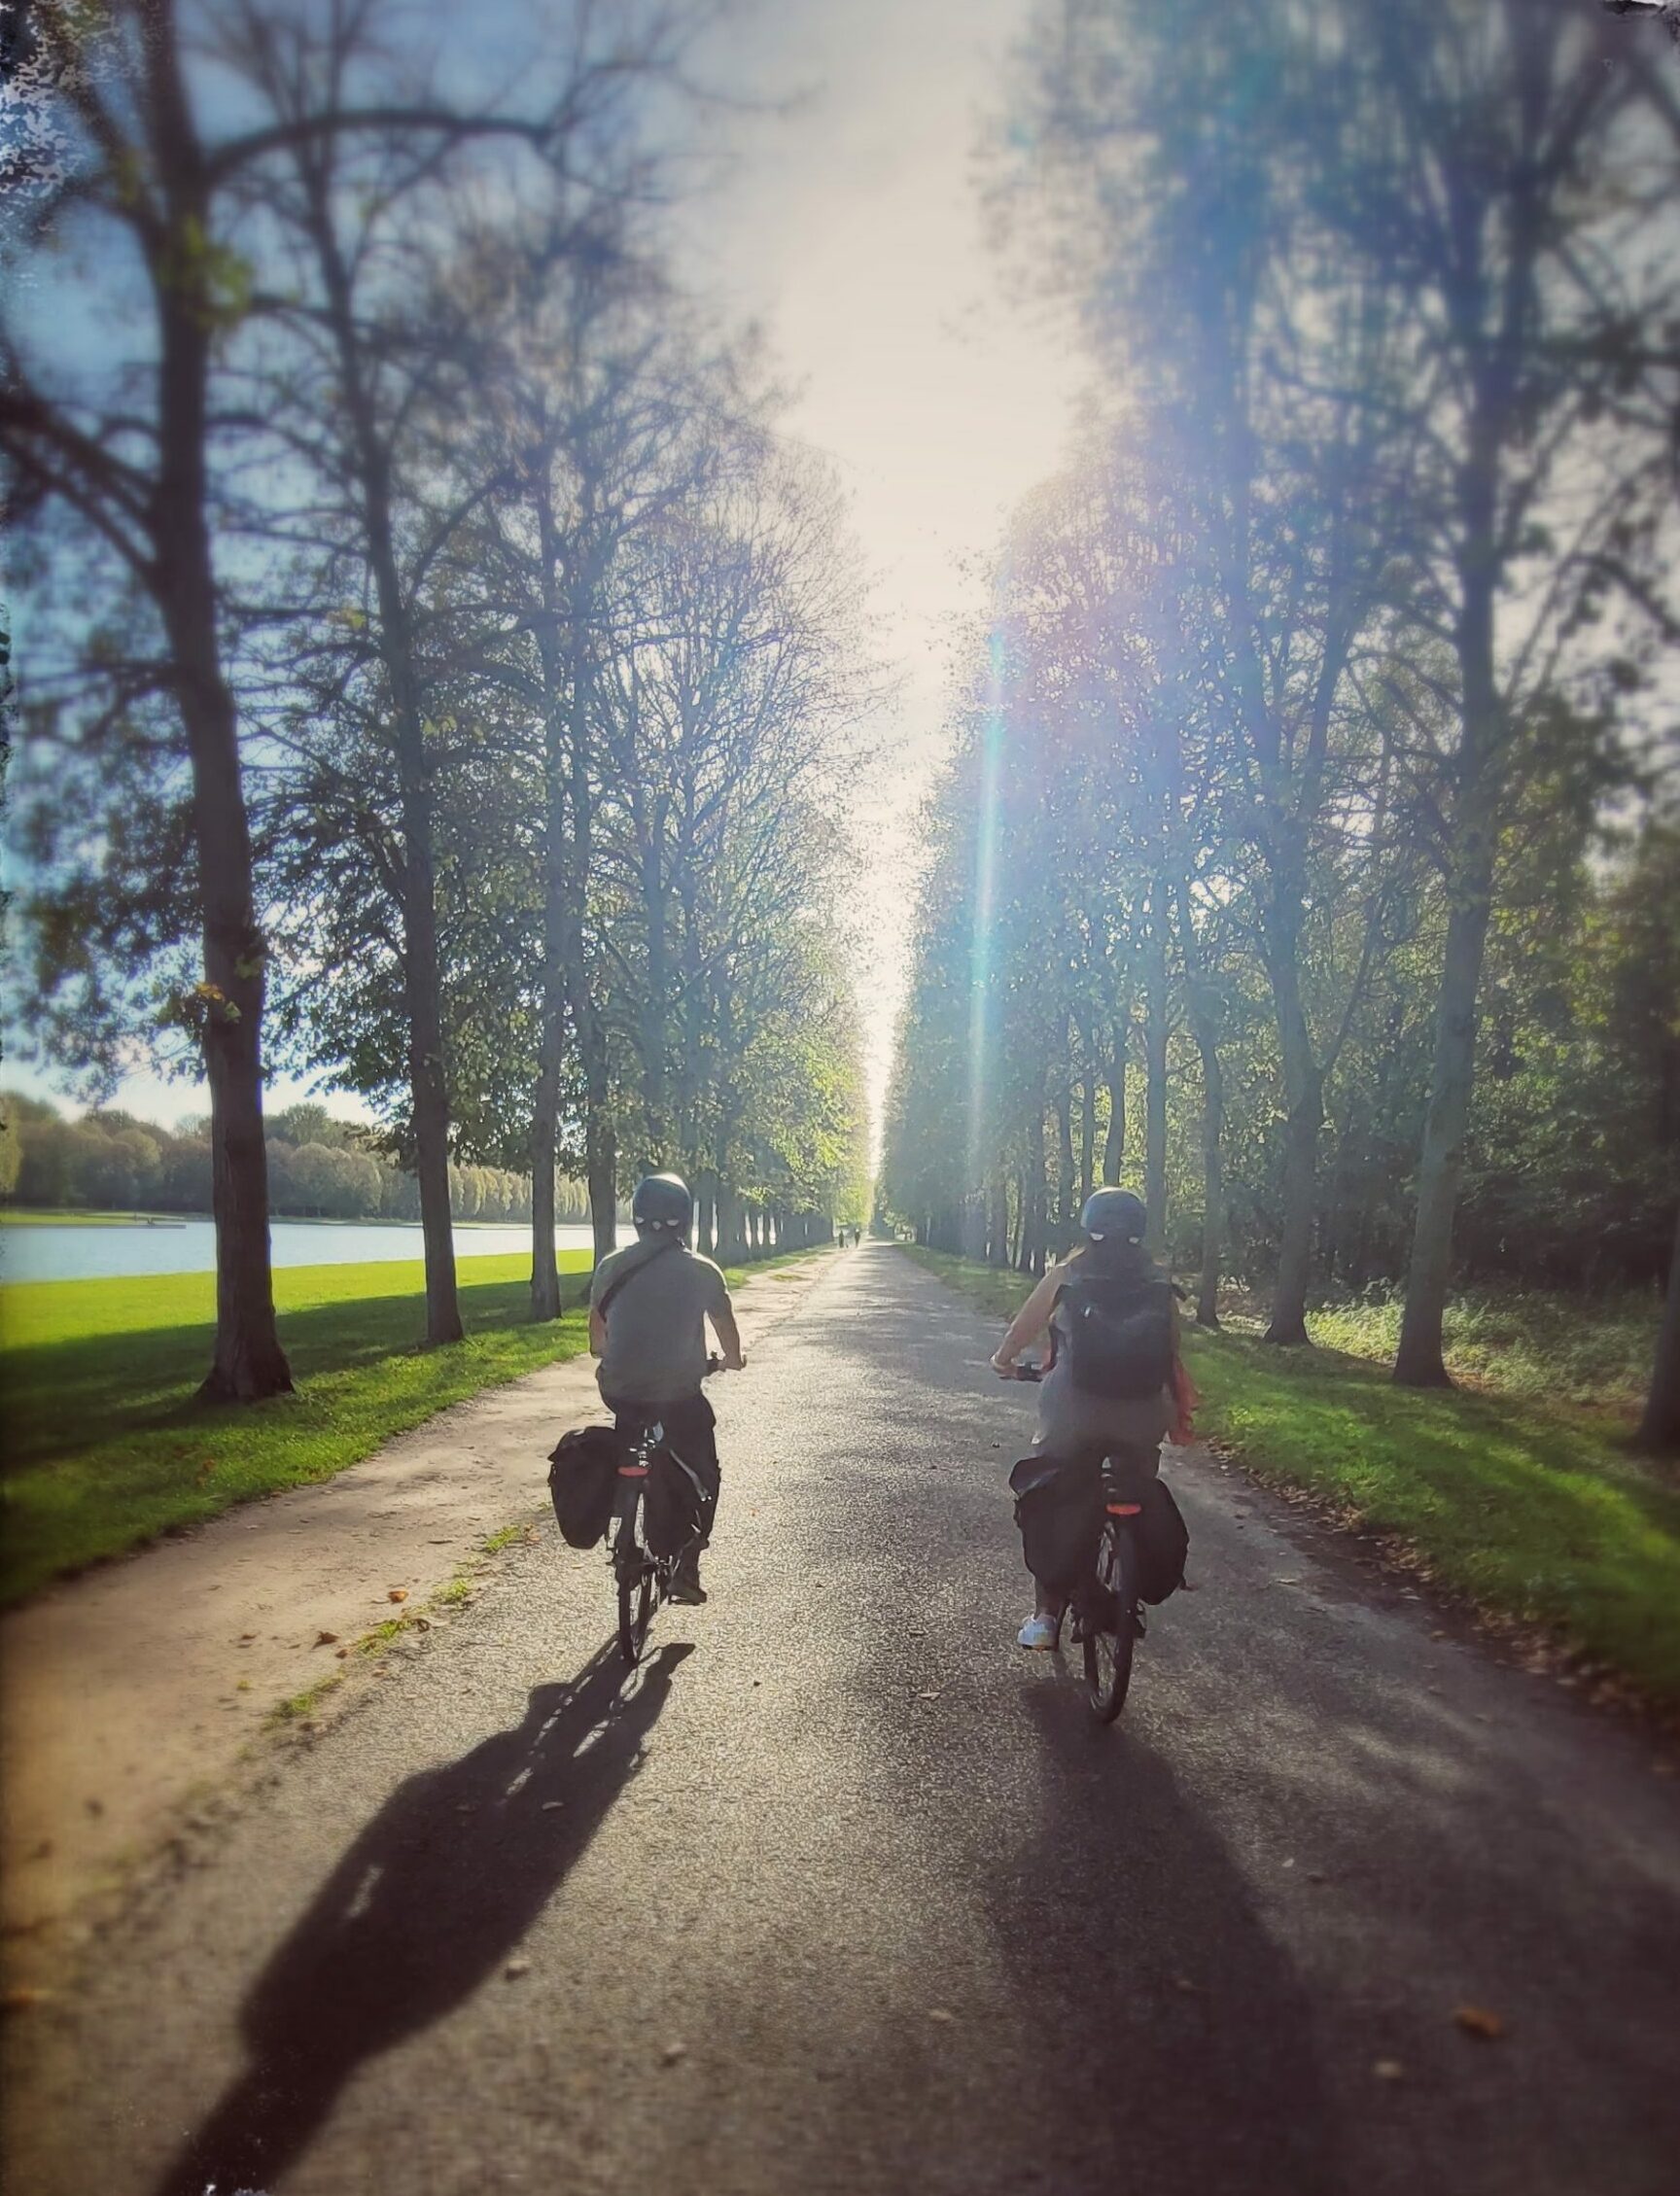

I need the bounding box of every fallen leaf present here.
[334,1647,349,1659]
[1281,1857,1295,1870]
[1372,2059,1406,2082]
[315,1631,338,1647]
[542,1800,564,1812]
[505,1959,532,1980]
[927,2008,956,2024]
[239,1631,257,1642]
[916,1690,941,1700]
[662,2039,688,2065]
[1453,2005,1506,2039]
[387,1588,408,1604]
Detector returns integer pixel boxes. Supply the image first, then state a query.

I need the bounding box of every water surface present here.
[0,1219,599,1286]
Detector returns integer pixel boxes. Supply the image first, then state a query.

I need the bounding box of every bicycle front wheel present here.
[1083,1522,1139,1724]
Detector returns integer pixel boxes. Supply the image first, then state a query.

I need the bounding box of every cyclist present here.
[992,1187,1193,1650]
[588,1171,745,1604]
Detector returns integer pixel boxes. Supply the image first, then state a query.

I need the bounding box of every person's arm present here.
[710,1300,746,1371]
[589,1305,607,1358]
[704,1263,746,1369]
[992,1265,1065,1375]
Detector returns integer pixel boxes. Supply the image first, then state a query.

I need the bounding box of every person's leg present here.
[664,1395,719,1600]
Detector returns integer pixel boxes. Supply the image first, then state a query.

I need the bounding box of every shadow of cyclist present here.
[151,1639,691,2196]
[980,1682,1343,2195]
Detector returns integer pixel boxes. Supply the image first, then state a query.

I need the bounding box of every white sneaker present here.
[1017,1612,1061,1651]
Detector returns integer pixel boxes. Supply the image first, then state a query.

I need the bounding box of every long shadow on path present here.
[981,1681,1344,2196]
[152,1639,690,2196]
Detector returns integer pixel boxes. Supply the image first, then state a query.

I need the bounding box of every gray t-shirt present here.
[589,1238,731,1405]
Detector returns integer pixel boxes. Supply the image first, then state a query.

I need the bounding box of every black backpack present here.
[546,1424,621,1551]
[1060,1269,1175,1401]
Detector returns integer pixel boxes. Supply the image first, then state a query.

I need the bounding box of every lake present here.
[0,1219,600,1286]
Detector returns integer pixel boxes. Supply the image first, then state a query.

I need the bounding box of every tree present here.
[3,0,295,1396]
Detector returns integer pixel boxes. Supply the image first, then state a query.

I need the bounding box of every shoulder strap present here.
[596,1232,681,1319]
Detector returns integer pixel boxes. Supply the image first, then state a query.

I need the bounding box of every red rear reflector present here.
[616,1464,649,1478]
[1106,1502,1143,1516]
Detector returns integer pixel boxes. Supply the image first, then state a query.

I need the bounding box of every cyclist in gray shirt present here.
[588,1172,744,1603]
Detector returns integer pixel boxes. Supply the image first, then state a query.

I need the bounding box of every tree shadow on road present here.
[150,1638,690,2196]
[983,1679,1345,2196]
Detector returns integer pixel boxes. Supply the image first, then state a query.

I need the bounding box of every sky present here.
[5,0,1082,1151]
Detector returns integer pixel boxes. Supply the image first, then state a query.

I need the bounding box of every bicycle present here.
[1006,1362,1149,1724]
[610,1355,727,1666]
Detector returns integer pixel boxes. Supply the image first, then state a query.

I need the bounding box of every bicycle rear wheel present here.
[1083,1522,1139,1724]
[616,1560,655,1664]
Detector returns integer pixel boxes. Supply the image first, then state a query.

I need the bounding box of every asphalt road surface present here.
[10,1246,1680,2196]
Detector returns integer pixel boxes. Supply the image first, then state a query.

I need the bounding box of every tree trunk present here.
[150,99,290,1402]
[1056,1079,1076,1243]
[173,575,293,1405]
[714,1178,740,1266]
[310,187,460,1345]
[528,792,564,1320]
[529,1131,559,1320]
[1177,885,1224,1330]
[1394,549,1502,1386]
[587,1109,616,1268]
[640,818,670,1159]
[1264,939,1321,1346]
[990,1174,1010,1268]
[1102,1024,1129,1185]
[1079,1077,1097,1207]
[1143,880,1170,1253]
[1637,1206,1680,1453]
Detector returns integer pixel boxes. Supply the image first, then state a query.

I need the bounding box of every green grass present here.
[0,1239,825,1607]
[1307,1286,1660,1414]
[909,1248,1680,1703]
[0,1250,595,1606]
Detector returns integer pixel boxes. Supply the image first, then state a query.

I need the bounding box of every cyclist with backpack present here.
[588,1171,745,1605]
[992,1188,1194,1649]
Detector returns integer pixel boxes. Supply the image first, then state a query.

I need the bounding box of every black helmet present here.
[1079,1187,1146,1244]
[632,1170,692,1235]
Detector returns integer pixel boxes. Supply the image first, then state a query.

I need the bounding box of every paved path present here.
[1,1255,829,1944]
[8,1246,1680,2195]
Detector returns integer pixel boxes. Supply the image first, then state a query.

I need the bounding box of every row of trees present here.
[0,1096,581,1225]
[883,0,1680,1441]
[4,1,870,1399]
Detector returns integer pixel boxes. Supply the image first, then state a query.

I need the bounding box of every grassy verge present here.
[908,1248,1680,1704]
[1305,1286,1659,1415]
[0,1251,595,1606]
[0,1240,826,1606]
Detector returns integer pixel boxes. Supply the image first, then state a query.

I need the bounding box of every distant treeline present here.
[0,1097,593,1226]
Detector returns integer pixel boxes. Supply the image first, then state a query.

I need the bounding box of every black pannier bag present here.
[546,1424,621,1550]
[1135,1478,1190,1605]
[1009,1454,1103,1597]
[643,1445,708,1559]
[1009,1456,1190,1607]
[1061,1272,1175,1401]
